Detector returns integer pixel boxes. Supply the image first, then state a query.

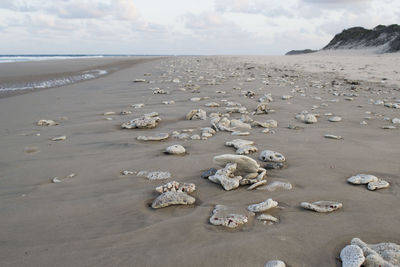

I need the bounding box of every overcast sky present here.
[0,0,399,55]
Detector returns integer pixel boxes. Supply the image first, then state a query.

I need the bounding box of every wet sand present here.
[0,54,399,266]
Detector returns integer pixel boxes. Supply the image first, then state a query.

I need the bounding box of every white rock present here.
[186,109,207,120]
[324,134,343,140]
[252,120,278,128]
[131,103,144,108]
[265,181,292,191]
[51,135,66,141]
[257,214,279,223]
[382,125,396,129]
[209,205,248,228]
[121,170,134,175]
[340,245,365,267]
[264,260,285,267]
[191,134,201,140]
[367,180,389,191]
[391,118,400,124]
[230,119,252,129]
[103,111,116,115]
[155,181,196,194]
[301,201,342,213]
[236,145,258,155]
[231,131,250,136]
[208,163,242,191]
[119,110,132,115]
[52,177,62,183]
[162,100,175,105]
[247,180,267,190]
[165,144,186,155]
[259,150,286,162]
[225,139,254,149]
[37,119,58,126]
[137,171,171,180]
[137,133,169,141]
[351,237,400,267]
[213,154,260,175]
[329,116,342,122]
[152,191,195,209]
[248,198,278,212]
[296,113,317,124]
[122,115,161,129]
[259,93,273,103]
[347,174,378,185]
[205,102,220,107]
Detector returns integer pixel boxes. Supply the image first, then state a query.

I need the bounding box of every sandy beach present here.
[0,54,399,266]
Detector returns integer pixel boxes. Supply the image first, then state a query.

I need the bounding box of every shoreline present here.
[0,56,163,98]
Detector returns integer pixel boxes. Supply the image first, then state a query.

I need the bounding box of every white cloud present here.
[0,0,399,55]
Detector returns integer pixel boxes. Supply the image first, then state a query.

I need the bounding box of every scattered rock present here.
[295,112,317,124]
[137,133,169,141]
[230,119,252,129]
[231,131,250,136]
[190,97,201,102]
[51,135,66,141]
[288,125,304,130]
[131,103,144,108]
[122,114,161,129]
[301,201,342,213]
[225,139,257,155]
[257,214,279,223]
[119,110,132,115]
[265,181,292,191]
[367,180,390,191]
[347,174,378,185]
[209,205,248,228]
[213,154,260,176]
[121,170,134,175]
[201,127,216,139]
[259,150,286,162]
[340,245,365,267]
[248,198,278,212]
[152,191,195,209]
[392,118,400,124]
[329,116,342,122]
[264,260,285,267]
[155,181,196,194]
[137,171,171,180]
[382,126,396,129]
[37,119,58,126]
[247,180,267,190]
[351,237,400,267]
[205,102,220,107]
[324,134,343,140]
[186,109,207,120]
[252,120,278,128]
[51,173,76,183]
[208,163,242,191]
[165,144,186,155]
[255,103,271,114]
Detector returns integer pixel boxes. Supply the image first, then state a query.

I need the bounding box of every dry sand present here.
[0,53,399,267]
